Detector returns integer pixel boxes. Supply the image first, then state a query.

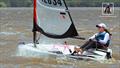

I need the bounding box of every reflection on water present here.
[0,8,120,68]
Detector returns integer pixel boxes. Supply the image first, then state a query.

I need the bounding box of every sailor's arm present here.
[89,33,98,40]
[99,33,110,44]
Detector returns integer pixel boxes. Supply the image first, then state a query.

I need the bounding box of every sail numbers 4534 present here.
[42,0,62,6]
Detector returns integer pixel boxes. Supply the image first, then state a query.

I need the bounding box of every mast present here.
[33,0,37,47]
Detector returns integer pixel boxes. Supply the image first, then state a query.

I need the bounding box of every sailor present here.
[72,23,112,55]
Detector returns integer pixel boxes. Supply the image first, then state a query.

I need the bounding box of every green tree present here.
[0,2,7,7]
[9,0,32,7]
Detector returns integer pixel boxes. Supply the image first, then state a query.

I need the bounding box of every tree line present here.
[0,0,120,7]
[0,0,33,7]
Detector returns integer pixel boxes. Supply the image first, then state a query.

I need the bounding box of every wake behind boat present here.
[17,0,112,61]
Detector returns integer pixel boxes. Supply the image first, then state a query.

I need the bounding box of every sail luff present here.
[33,0,37,31]
[33,0,37,47]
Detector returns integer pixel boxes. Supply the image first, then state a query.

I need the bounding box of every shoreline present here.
[0,7,119,10]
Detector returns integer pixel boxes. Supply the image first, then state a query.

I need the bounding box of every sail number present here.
[42,0,62,6]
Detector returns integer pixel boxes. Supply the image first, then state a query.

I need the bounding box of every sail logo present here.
[42,0,62,6]
[102,3,114,15]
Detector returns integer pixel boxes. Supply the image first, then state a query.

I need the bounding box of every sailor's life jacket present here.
[95,32,111,47]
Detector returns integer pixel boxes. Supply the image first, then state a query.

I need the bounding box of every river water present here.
[0,7,120,68]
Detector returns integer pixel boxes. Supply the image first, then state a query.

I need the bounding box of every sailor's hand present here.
[89,39,96,42]
[89,39,97,42]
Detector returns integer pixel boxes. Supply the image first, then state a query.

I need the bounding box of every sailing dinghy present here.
[17,0,112,61]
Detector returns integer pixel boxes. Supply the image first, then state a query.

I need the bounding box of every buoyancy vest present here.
[95,32,110,47]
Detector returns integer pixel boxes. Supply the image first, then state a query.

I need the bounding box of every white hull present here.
[17,43,112,61]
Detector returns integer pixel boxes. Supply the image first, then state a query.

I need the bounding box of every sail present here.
[33,0,78,38]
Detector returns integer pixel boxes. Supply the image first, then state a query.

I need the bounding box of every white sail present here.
[34,0,78,38]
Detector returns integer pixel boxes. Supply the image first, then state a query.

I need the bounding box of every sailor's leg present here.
[96,42,107,49]
[80,40,91,48]
[83,41,108,50]
[81,41,96,51]
[71,40,92,55]
[72,40,98,55]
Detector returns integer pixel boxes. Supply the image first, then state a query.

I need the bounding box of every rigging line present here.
[36,32,41,43]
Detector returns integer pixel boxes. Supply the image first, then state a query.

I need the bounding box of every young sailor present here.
[72,23,112,55]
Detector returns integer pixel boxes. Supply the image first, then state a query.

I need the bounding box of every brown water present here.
[0,7,120,68]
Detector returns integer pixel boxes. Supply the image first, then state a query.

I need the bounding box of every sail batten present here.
[33,0,78,38]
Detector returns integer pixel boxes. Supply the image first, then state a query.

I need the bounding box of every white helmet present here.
[96,23,107,29]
